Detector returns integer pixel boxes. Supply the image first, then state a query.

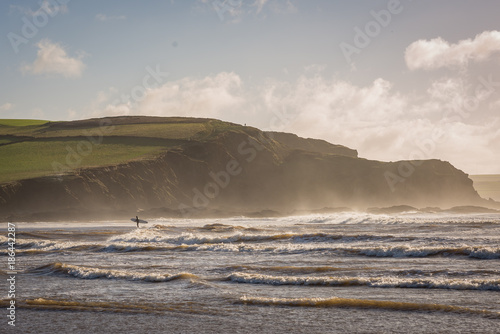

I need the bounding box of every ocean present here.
[2,212,500,333]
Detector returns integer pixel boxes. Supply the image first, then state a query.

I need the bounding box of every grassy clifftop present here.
[0,116,356,184]
[0,117,245,183]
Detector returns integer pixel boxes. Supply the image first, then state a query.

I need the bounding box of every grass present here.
[0,123,50,136]
[0,138,169,183]
[0,120,213,140]
[0,119,49,127]
[0,117,247,184]
[34,122,209,140]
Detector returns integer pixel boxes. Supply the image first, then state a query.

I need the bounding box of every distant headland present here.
[0,116,498,221]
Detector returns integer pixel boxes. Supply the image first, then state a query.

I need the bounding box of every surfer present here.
[130,216,148,228]
[130,216,148,227]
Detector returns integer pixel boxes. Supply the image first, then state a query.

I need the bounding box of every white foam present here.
[3,233,499,260]
[37,262,198,282]
[229,273,500,291]
[238,296,500,317]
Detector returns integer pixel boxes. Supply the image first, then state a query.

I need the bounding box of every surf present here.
[228,272,500,291]
[28,262,199,282]
[238,296,500,318]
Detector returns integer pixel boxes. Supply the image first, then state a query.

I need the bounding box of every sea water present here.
[2,212,500,333]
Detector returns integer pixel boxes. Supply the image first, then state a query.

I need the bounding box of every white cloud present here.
[22,39,86,78]
[84,70,499,174]
[95,13,127,21]
[261,76,410,152]
[84,87,122,117]
[89,72,245,120]
[137,72,244,118]
[405,30,500,71]
[0,103,13,112]
[259,74,499,174]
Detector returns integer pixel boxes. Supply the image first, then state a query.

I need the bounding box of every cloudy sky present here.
[1,0,499,174]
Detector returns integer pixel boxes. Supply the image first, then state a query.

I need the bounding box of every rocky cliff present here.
[0,117,491,221]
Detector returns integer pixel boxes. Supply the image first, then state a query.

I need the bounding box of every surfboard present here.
[130,218,148,224]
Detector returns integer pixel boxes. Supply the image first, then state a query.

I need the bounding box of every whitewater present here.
[2,212,500,333]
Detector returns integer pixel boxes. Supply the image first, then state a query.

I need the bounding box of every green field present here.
[0,117,238,183]
[0,119,49,127]
[0,138,169,183]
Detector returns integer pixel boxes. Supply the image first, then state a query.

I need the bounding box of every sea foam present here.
[229,273,500,291]
[30,262,199,282]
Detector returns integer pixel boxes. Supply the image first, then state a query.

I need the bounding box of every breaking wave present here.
[28,262,199,282]
[238,296,500,318]
[106,230,403,245]
[229,273,500,291]
[2,227,498,259]
[2,236,499,259]
[27,263,500,291]
[194,243,500,259]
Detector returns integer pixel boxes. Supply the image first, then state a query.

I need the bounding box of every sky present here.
[1,0,499,175]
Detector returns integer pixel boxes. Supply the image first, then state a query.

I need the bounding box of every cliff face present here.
[0,121,487,220]
[265,132,358,158]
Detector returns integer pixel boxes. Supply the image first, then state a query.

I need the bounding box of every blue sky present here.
[1,0,499,174]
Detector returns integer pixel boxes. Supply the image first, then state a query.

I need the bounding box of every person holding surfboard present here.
[131,216,148,228]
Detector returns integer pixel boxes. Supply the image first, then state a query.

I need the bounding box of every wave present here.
[28,262,199,282]
[354,245,500,259]
[228,273,500,291]
[0,236,187,254]
[287,212,500,227]
[228,265,352,273]
[106,230,403,245]
[0,236,58,249]
[4,241,499,260]
[238,296,500,318]
[195,243,500,259]
[0,298,213,315]
[227,265,500,277]
[106,228,487,246]
[2,232,498,259]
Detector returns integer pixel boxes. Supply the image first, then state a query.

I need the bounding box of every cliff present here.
[0,116,492,221]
